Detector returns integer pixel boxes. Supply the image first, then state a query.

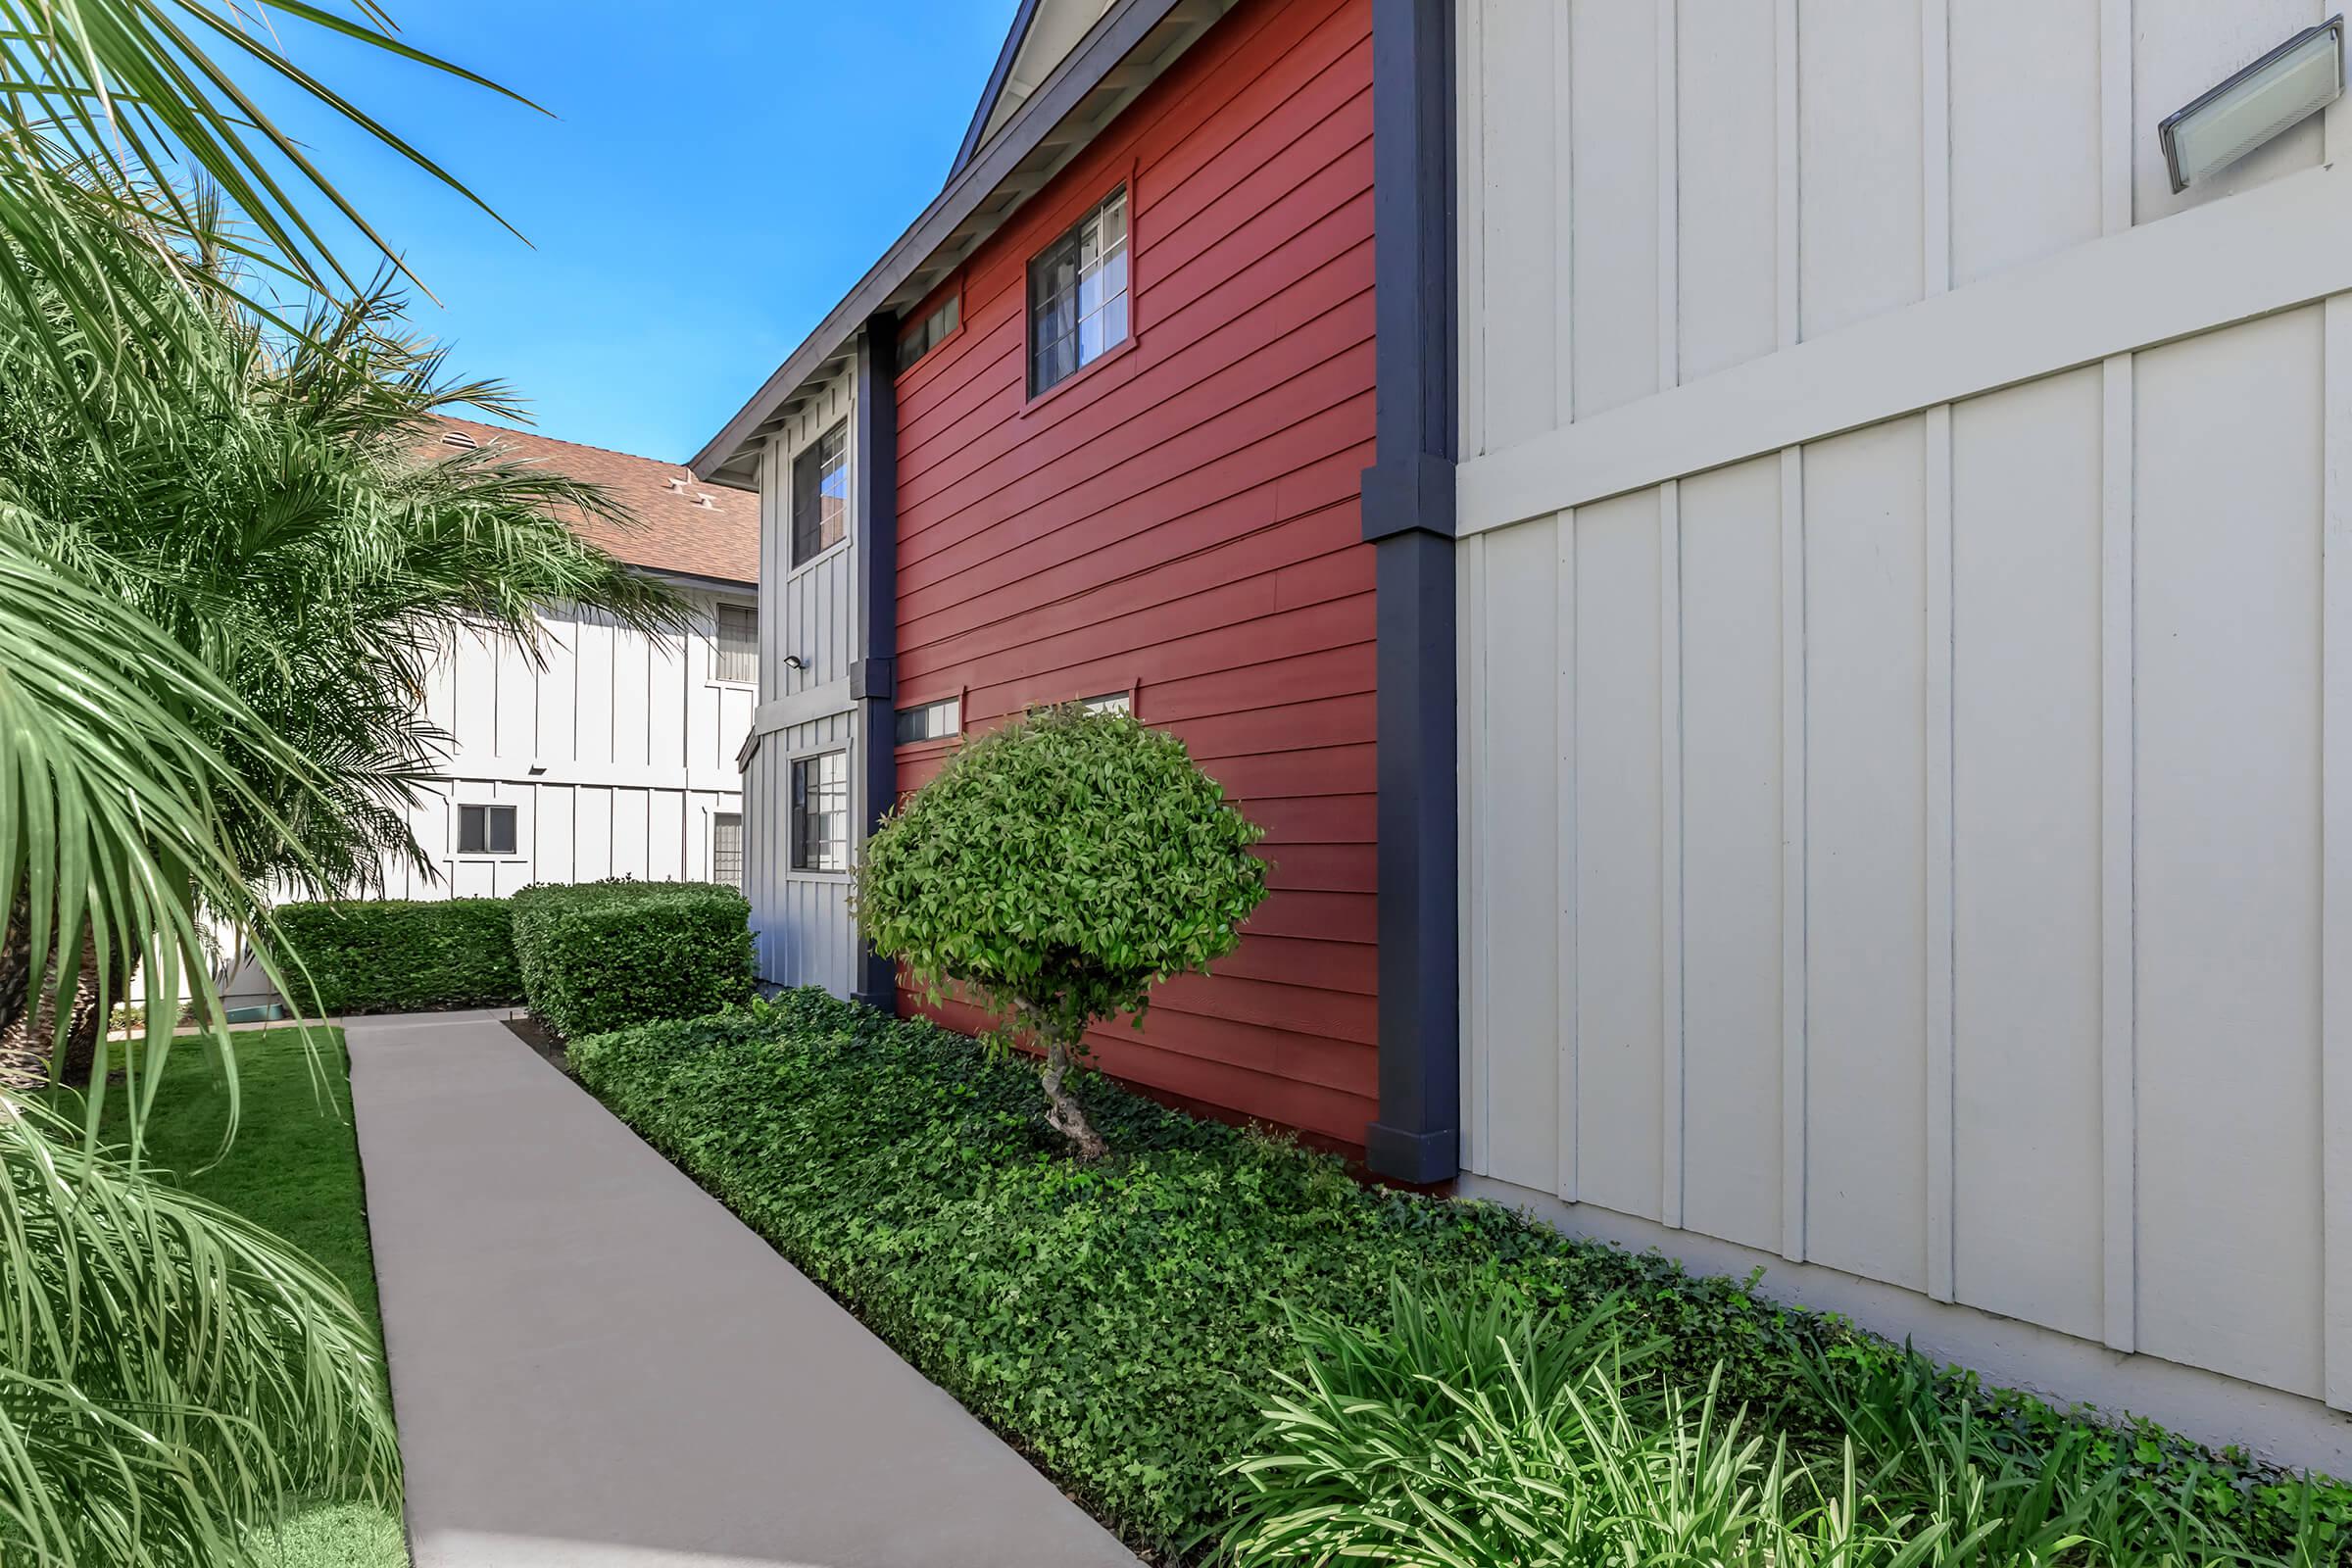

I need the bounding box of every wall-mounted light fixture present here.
[2161,15,2343,193]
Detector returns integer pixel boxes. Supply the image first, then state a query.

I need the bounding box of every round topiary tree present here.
[855,703,1268,1158]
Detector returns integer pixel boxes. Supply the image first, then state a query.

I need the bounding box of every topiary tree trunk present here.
[1036,1026,1106,1161]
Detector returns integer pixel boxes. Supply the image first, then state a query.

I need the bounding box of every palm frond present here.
[0,513,321,1141]
[0,0,535,315]
[0,1094,399,1567]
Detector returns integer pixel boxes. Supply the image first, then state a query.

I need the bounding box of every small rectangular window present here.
[790,423,849,566]
[458,804,517,856]
[898,294,961,371]
[894,696,961,745]
[711,812,744,889]
[1079,691,1132,715]
[713,603,758,684]
[790,751,850,872]
[1028,186,1130,397]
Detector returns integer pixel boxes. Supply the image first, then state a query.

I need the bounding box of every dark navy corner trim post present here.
[1361,0,1459,1186]
[853,314,902,1016]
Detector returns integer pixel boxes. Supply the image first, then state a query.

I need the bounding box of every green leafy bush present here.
[510,878,753,1039]
[275,898,520,1015]
[569,990,2349,1561]
[855,704,1266,1156]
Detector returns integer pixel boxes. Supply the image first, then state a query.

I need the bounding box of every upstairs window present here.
[713,603,758,685]
[1028,185,1129,396]
[898,293,960,371]
[791,751,850,872]
[458,804,516,857]
[894,696,961,744]
[791,422,848,566]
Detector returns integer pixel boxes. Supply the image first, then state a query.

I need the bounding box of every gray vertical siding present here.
[746,366,865,994]
[381,588,756,898]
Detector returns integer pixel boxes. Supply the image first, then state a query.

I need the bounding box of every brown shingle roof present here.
[429,416,758,587]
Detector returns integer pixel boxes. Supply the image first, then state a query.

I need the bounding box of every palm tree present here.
[2,261,684,1079]
[0,517,396,1565]
[0,5,659,1560]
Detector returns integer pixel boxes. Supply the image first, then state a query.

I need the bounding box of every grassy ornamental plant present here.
[855,704,1268,1158]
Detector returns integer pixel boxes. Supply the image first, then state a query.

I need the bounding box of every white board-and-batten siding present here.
[377,590,754,899]
[1456,0,2352,1469]
[743,368,865,994]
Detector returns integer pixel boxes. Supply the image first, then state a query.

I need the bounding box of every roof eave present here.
[687,0,1231,486]
[631,563,759,594]
[950,0,1046,180]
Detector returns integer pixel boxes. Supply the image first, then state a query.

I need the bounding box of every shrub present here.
[571,991,2348,1561]
[1224,1285,2324,1567]
[855,704,1267,1156]
[510,878,753,1039]
[275,898,520,1015]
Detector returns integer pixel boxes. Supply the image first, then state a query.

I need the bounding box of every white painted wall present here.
[743,367,864,993]
[1457,0,2352,1466]
[377,589,755,899]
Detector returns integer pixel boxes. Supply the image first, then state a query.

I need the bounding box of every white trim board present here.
[749,678,857,740]
[433,764,744,796]
[1459,160,2352,534]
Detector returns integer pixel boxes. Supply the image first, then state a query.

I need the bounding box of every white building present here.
[373,419,760,898]
[1453,4,2352,1469]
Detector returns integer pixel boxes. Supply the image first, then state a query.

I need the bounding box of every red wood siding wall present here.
[890,0,1377,1147]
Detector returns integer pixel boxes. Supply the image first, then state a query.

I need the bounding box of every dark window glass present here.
[714,603,758,684]
[1027,186,1129,396]
[893,696,961,745]
[790,751,850,872]
[459,804,516,856]
[711,812,744,889]
[790,423,848,566]
[897,294,961,371]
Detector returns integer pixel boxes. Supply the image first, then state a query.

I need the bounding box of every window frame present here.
[788,749,852,875]
[788,420,850,573]
[710,601,759,687]
[1025,179,1135,404]
[455,802,519,859]
[710,810,745,890]
[893,695,963,747]
[897,286,963,374]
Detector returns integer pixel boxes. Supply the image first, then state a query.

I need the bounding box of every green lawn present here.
[84,1026,409,1568]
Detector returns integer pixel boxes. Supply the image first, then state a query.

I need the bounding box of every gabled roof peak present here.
[952,0,1117,178]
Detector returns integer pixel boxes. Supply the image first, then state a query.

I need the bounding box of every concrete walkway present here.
[347,1010,1137,1568]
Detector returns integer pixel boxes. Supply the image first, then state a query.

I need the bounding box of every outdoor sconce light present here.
[2161,15,2343,193]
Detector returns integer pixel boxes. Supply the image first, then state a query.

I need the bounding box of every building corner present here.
[1360,0,1460,1185]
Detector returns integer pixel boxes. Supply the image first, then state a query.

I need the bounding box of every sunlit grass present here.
[81,1025,409,1568]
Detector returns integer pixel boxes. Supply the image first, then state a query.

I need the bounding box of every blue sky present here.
[267,2,1019,463]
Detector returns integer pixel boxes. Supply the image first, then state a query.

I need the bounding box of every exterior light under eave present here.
[2160,15,2344,193]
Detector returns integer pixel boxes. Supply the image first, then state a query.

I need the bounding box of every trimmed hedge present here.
[275,899,521,1015]
[510,878,753,1039]
[571,991,2352,1561]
